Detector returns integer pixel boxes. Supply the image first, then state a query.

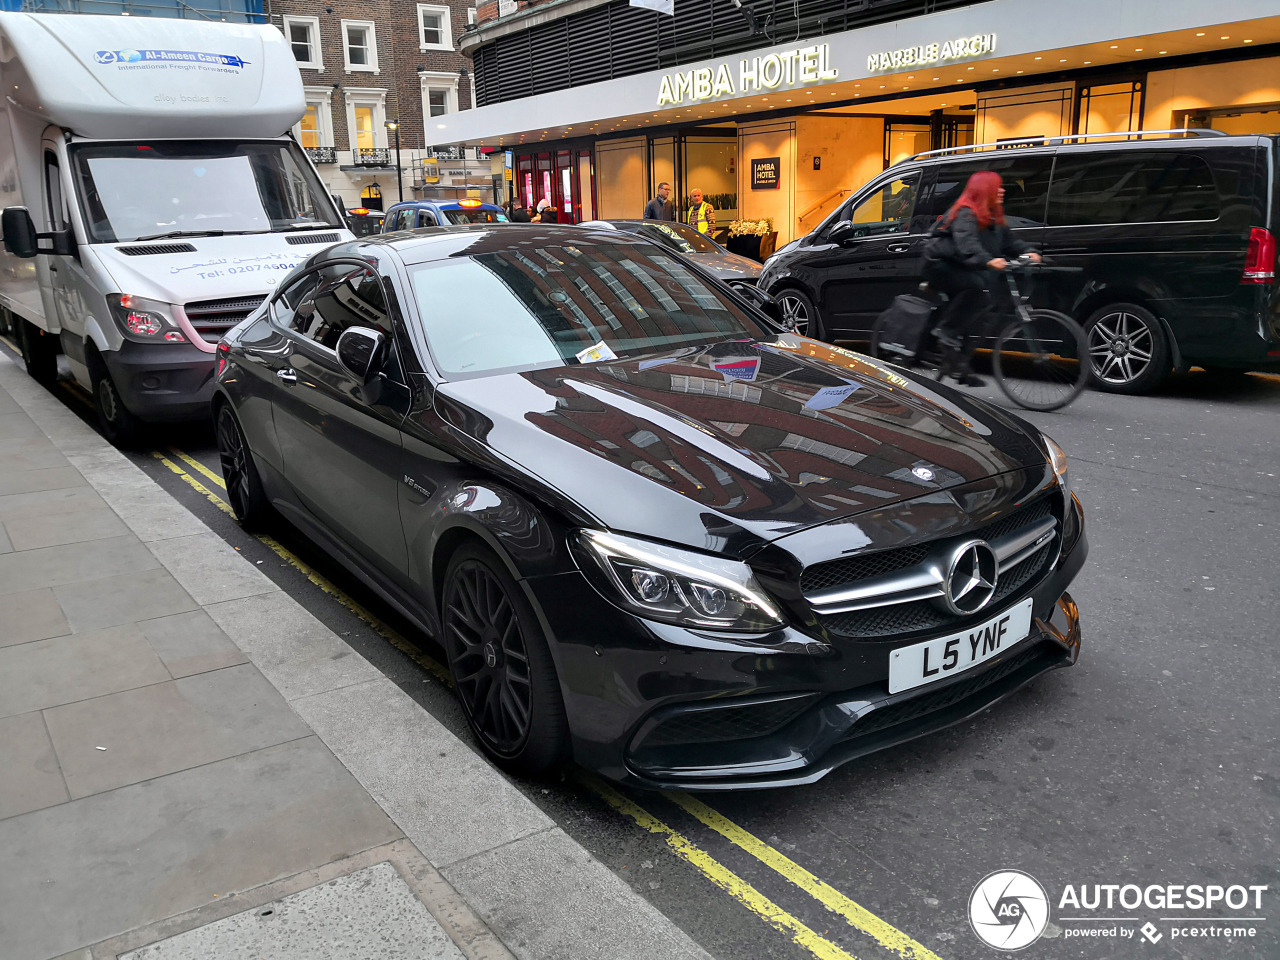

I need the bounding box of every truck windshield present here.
[71,140,343,243]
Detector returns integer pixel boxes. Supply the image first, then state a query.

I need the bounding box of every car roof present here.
[323,223,653,266]
[388,199,503,211]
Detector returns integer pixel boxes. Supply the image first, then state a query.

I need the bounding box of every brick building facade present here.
[267,0,491,208]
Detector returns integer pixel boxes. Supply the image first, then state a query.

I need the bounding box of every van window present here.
[417,209,438,227]
[1047,153,1220,225]
[833,175,918,238]
[44,152,67,232]
[920,155,1054,228]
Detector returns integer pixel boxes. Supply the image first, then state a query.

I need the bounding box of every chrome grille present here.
[184,296,266,344]
[805,497,1059,641]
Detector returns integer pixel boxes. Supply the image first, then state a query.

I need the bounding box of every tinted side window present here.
[290,263,391,349]
[832,174,919,237]
[417,209,438,227]
[919,155,1054,228]
[1048,153,1220,225]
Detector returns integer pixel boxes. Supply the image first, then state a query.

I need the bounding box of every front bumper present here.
[104,339,217,422]
[528,506,1086,791]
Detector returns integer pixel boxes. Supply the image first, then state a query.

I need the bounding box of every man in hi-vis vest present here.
[687,188,716,235]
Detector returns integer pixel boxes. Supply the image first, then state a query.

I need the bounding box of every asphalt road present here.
[10,340,1278,960]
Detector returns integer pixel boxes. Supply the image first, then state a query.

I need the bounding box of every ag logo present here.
[94,50,117,64]
[969,870,1050,951]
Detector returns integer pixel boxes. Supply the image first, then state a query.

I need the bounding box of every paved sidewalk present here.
[0,352,713,960]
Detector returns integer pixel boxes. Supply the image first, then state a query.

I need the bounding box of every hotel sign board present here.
[657,43,838,106]
[751,157,781,190]
[866,33,997,73]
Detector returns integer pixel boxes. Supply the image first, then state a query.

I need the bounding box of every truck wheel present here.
[18,320,58,386]
[91,364,143,448]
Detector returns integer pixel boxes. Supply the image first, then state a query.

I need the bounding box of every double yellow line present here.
[149,446,943,960]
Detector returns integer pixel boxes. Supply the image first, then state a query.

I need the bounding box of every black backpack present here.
[922,215,955,265]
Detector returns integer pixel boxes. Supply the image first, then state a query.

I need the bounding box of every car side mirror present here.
[728,281,790,331]
[3,207,38,259]
[828,220,858,246]
[336,326,386,383]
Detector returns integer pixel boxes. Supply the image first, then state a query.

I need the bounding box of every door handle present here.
[886,243,911,253]
[276,368,297,384]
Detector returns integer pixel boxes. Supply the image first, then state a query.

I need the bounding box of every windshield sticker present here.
[712,357,760,382]
[94,49,251,72]
[805,383,861,410]
[576,342,619,364]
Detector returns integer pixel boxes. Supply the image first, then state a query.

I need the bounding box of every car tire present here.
[1084,303,1171,395]
[18,319,58,386]
[441,541,569,776]
[89,356,143,448]
[216,403,273,531]
[775,287,825,341]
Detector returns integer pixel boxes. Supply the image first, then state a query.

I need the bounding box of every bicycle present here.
[870,255,1089,412]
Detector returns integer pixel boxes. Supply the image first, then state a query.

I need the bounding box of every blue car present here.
[382,198,509,231]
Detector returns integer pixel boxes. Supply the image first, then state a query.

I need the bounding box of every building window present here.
[344,89,388,153]
[419,72,459,127]
[418,5,453,51]
[282,16,321,70]
[295,88,336,159]
[299,105,320,148]
[342,20,378,73]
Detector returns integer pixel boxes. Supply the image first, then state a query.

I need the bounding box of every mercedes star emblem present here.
[942,540,999,615]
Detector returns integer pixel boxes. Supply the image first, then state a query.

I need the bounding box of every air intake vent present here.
[184,295,267,344]
[285,233,341,245]
[116,243,198,256]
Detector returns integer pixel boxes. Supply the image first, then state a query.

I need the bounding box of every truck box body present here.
[0,12,352,437]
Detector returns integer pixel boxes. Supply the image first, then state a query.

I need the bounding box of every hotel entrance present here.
[514,148,596,222]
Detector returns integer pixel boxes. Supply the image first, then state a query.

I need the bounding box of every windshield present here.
[631,221,718,254]
[443,209,508,224]
[407,241,764,377]
[71,140,343,243]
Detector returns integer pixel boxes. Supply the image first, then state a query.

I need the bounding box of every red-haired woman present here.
[923,170,1040,385]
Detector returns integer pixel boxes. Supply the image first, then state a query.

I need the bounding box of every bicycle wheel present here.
[993,309,1088,411]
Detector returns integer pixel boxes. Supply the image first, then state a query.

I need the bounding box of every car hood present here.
[688,249,763,281]
[435,336,1047,557]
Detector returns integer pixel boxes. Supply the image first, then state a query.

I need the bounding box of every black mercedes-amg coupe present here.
[212,225,1087,790]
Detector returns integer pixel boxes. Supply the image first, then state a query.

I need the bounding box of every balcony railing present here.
[355,148,393,166]
[305,147,337,164]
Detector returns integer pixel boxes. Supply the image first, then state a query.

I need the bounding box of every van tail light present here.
[1242,227,1276,284]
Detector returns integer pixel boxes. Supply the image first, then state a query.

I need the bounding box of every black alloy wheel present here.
[1084,302,1171,394]
[216,404,272,530]
[90,360,142,448]
[775,288,822,340]
[442,543,568,774]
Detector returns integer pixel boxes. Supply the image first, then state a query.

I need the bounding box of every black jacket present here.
[927,207,1030,269]
[643,197,675,221]
[510,208,531,223]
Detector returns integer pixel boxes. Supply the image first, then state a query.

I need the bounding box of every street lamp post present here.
[385,120,403,203]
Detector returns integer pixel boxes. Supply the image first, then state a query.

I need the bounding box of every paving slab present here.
[0,464,87,496]
[0,623,172,718]
[0,434,69,468]
[204,592,383,701]
[0,411,43,440]
[0,535,159,597]
[0,484,107,521]
[120,861,466,960]
[3,505,131,551]
[138,609,247,678]
[0,737,401,960]
[43,663,312,799]
[442,828,714,960]
[0,711,69,819]
[148,532,276,605]
[292,678,554,869]
[52,565,199,633]
[0,521,9,553]
[0,587,71,648]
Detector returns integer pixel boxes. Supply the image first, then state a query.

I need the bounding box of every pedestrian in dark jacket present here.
[923,170,1040,385]
[510,200,531,223]
[536,198,559,224]
[644,182,675,221]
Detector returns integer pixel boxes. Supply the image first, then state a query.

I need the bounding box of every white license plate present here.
[888,598,1035,694]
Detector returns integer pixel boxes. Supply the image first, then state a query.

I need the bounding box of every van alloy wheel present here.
[776,289,820,339]
[1084,303,1170,394]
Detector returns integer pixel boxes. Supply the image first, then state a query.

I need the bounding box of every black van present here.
[758,131,1280,393]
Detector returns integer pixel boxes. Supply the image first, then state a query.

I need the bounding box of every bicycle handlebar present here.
[1007,255,1083,274]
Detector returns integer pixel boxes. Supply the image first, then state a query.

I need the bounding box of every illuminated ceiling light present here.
[1244,38,1254,43]
[1196,32,1205,36]
[1158,50,1167,54]
[992,68,999,72]
[1220,35,1230,40]
[1059,58,1068,62]
[1110,45,1118,49]
[1135,48,1143,52]
[1017,70,1023,73]
[1084,60,1092,64]
[907,75,914,79]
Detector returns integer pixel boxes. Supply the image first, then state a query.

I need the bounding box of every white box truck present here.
[0,12,352,444]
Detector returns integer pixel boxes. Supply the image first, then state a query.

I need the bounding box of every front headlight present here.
[108,294,186,343]
[575,529,784,633]
[1043,433,1069,494]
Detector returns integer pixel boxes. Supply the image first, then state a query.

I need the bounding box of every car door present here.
[811,171,925,338]
[270,260,413,583]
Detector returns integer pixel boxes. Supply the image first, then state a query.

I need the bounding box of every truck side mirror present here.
[336,326,386,383]
[2,207,38,259]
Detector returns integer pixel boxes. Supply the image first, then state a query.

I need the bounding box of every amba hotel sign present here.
[655,32,997,106]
